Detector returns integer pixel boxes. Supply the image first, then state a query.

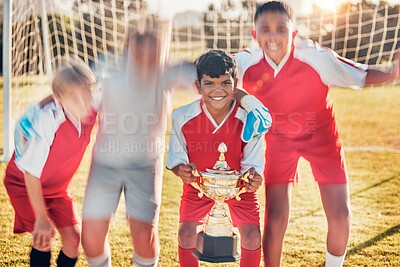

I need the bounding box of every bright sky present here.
[147,0,220,18]
[317,0,400,12]
[148,0,400,18]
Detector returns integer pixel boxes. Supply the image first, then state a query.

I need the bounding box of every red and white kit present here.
[167,99,264,226]
[235,37,368,184]
[4,101,96,233]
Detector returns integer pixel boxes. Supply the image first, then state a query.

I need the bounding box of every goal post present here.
[2,0,12,162]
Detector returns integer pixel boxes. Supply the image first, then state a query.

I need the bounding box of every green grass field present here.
[1,85,399,266]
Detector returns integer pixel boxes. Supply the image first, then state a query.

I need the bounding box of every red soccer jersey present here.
[166,99,264,226]
[166,99,263,175]
[183,103,243,172]
[235,38,367,146]
[5,109,96,198]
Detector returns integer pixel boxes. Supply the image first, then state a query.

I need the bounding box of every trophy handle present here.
[235,172,250,201]
[191,182,204,198]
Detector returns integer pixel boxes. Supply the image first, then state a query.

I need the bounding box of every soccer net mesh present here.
[2,0,400,160]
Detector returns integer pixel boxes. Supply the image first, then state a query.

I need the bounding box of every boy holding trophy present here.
[167,49,266,267]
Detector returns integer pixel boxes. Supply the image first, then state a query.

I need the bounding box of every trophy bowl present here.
[191,142,248,263]
[200,168,241,200]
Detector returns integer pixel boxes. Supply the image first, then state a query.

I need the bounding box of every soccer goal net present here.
[2,0,400,161]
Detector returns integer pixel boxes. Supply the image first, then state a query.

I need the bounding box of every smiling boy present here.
[166,50,265,267]
[234,1,400,267]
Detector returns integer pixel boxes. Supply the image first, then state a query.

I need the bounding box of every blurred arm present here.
[365,60,399,84]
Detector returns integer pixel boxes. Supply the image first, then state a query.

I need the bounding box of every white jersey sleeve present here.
[294,38,368,89]
[166,100,201,170]
[14,103,65,178]
[166,113,189,170]
[234,107,264,175]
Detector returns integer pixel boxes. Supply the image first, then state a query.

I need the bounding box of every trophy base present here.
[192,231,240,263]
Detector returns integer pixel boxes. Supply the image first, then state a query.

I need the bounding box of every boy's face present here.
[196,74,237,115]
[57,84,92,121]
[254,11,293,65]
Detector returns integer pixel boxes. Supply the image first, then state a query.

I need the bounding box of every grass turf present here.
[0,85,399,266]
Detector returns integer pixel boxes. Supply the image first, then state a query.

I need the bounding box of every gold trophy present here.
[191,142,248,263]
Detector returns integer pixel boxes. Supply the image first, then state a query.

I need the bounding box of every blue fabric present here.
[14,105,41,159]
[241,107,271,142]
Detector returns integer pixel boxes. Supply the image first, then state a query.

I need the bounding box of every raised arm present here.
[164,61,197,90]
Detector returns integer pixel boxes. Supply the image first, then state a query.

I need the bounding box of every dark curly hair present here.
[195,49,237,82]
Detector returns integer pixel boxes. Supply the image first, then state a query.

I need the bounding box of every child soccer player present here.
[166,49,264,267]
[3,57,97,267]
[81,22,194,267]
[234,1,400,267]
[81,17,271,266]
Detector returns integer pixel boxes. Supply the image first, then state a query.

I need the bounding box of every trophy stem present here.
[204,200,232,237]
[212,200,227,217]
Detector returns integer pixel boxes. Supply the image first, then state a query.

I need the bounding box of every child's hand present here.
[172,163,199,184]
[32,216,55,250]
[244,168,263,192]
[240,95,272,142]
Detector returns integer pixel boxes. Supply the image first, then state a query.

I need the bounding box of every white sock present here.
[132,251,159,267]
[325,251,346,267]
[86,243,111,267]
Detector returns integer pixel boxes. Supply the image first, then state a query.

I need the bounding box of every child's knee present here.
[267,207,290,228]
[61,230,81,256]
[64,239,80,257]
[134,225,158,244]
[178,224,197,246]
[328,205,351,225]
[240,226,261,249]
